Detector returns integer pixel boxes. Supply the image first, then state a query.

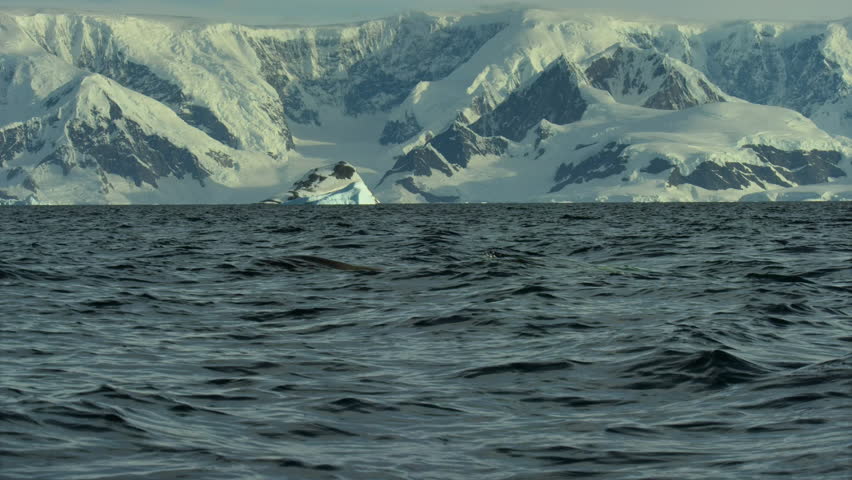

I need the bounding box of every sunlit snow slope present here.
[0,9,850,203]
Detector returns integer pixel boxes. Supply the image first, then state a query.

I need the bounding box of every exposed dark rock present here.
[288,173,324,199]
[667,162,791,190]
[286,162,357,199]
[550,141,846,192]
[0,122,46,166]
[643,70,724,110]
[380,122,508,183]
[280,162,376,204]
[256,102,296,152]
[66,97,208,188]
[640,158,675,174]
[341,22,507,115]
[0,190,18,200]
[5,166,41,193]
[343,68,411,117]
[706,33,848,115]
[697,79,722,101]
[332,161,356,180]
[379,112,422,145]
[250,38,321,129]
[37,147,74,176]
[587,48,638,91]
[550,143,630,192]
[626,32,655,50]
[743,145,846,184]
[43,81,77,109]
[206,151,235,169]
[664,145,845,191]
[73,41,259,150]
[534,123,554,150]
[587,45,725,111]
[429,122,508,169]
[5,167,24,181]
[471,57,587,141]
[77,46,186,105]
[395,177,460,203]
[379,145,454,185]
[178,105,240,149]
[249,20,506,120]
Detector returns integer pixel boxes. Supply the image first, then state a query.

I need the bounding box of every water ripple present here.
[1,203,850,480]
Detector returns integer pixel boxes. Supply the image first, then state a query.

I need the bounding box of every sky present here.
[0,0,848,25]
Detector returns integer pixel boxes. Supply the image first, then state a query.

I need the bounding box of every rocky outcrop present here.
[53,32,247,150]
[471,57,588,141]
[586,45,727,110]
[379,112,422,145]
[0,121,47,168]
[640,158,675,174]
[382,145,456,180]
[551,143,630,192]
[741,145,846,185]
[668,146,846,191]
[549,140,847,194]
[667,162,791,191]
[65,97,209,188]
[380,122,508,183]
[248,16,506,123]
[705,26,849,116]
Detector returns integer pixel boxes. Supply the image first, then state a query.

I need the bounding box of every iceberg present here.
[266,162,378,205]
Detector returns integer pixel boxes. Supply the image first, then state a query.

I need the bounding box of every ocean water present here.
[1,203,850,480]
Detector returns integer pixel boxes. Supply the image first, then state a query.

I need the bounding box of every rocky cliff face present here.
[379,121,509,192]
[248,15,506,122]
[703,23,850,117]
[470,57,588,141]
[586,45,728,110]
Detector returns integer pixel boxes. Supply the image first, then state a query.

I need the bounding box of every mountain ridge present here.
[0,8,850,204]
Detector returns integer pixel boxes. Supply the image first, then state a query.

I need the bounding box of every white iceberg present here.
[266,162,379,205]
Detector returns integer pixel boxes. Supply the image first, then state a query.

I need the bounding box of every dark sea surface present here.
[1,203,850,480]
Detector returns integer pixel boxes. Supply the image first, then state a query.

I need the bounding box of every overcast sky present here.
[0,0,848,25]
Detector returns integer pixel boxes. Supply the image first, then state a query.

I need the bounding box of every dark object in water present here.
[287,255,382,272]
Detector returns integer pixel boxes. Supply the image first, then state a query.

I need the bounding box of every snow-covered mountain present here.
[0,8,850,204]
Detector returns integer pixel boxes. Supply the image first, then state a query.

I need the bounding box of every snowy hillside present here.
[0,8,850,204]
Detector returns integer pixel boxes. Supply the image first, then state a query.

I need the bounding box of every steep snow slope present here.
[0,16,283,204]
[0,8,850,204]
[11,13,294,157]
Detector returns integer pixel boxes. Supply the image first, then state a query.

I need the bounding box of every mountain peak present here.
[0,10,849,204]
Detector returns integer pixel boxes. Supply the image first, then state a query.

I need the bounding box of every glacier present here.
[0,8,850,204]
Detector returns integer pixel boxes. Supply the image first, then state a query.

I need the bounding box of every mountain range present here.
[0,8,850,204]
